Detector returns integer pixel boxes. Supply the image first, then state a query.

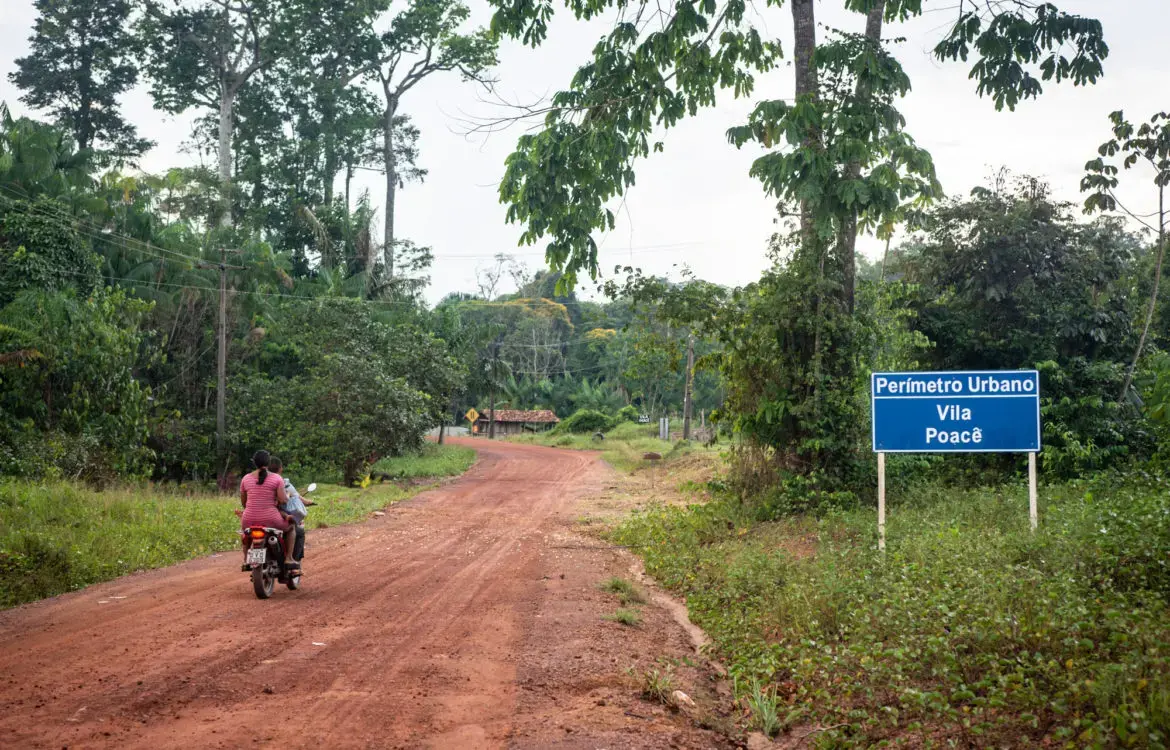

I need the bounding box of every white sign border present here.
[870,369,1041,454]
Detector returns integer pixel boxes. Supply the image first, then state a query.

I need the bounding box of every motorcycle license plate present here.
[246,548,266,565]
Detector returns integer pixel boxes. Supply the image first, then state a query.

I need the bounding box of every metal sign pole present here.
[877,452,886,552]
[1028,451,1038,532]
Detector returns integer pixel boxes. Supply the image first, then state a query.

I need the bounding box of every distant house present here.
[473,409,559,437]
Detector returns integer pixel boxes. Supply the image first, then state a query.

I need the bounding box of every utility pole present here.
[198,248,244,485]
[488,336,502,440]
[682,333,695,441]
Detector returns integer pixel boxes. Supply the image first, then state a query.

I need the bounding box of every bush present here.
[613,478,1170,747]
[233,356,431,485]
[0,289,156,481]
[0,196,100,306]
[231,299,465,484]
[616,404,639,423]
[557,409,614,434]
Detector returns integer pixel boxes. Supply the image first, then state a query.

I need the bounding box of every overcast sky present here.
[0,1,1164,305]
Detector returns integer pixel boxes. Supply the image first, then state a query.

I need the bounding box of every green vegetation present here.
[598,576,646,606]
[557,408,617,434]
[371,443,476,480]
[612,478,1170,747]
[5,2,1170,743]
[0,445,475,609]
[636,664,678,706]
[509,421,712,472]
[738,677,793,738]
[604,607,642,627]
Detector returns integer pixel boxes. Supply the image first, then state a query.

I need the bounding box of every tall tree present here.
[140,0,285,227]
[489,0,1107,291]
[1083,111,1170,402]
[280,0,390,205]
[374,0,497,277]
[10,0,150,160]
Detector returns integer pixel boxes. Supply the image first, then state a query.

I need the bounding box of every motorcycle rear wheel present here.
[252,565,275,599]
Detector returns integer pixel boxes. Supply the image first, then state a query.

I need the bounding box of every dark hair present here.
[253,450,270,485]
[269,456,283,474]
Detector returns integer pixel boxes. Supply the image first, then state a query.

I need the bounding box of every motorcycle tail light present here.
[250,529,265,539]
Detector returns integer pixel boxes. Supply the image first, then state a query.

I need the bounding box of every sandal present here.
[285,561,301,572]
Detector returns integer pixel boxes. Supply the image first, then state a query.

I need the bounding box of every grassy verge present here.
[0,445,476,609]
[611,477,1170,747]
[371,443,476,479]
[507,420,717,472]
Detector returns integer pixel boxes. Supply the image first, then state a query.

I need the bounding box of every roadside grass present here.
[508,421,718,472]
[371,443,476,479]
[611,476,1170,747]
[599,576,646,605]
[0,445,477,609]
[604,607,642,626]
[635,663,678,705]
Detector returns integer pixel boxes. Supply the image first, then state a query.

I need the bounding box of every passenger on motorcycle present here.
[240,450,299,572]
[269,456,306,564]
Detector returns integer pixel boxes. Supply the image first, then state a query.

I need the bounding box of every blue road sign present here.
[871,371,1040,453]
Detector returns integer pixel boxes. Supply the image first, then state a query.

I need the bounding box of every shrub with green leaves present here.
[557,408,614,434]
[230,298,465,484]
[0,289,155,481]
[616,404,639,422]
[613,478,1170,747]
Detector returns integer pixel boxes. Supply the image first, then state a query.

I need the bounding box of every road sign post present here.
[871,370,1041,550]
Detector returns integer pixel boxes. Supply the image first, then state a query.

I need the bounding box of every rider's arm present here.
[240,485,247,508]
[276,482,290,520]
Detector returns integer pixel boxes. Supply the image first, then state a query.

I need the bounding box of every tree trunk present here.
[77,43,94,152]
[1119,184,1166,403]
[791,0,824,409]
[345,164,353,213]
[837,2,886,314]
[218,84,236,228]
[791,0,819,248]
[322,100,337,204]
[383,99,398,278]
[791,0,818,103]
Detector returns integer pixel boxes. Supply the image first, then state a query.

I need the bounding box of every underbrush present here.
[0,445,476,608]
[509,421,716,472]
[612,477,1170,747]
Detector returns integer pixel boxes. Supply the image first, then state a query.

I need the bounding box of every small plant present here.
[599,576,646,605]
[604,607,642,626]
[635,664,676,705]
[738,676,795,737]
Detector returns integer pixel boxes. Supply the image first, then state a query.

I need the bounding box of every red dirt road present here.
[0,439,731,749]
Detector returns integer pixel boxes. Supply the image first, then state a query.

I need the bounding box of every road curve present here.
[0,439,606,749]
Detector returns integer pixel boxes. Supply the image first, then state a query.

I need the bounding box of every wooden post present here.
[877,451,886,551]
[682,333,694,440]
[216,248,226,469]
[1028,451,1038,532]
[199,249,243,487]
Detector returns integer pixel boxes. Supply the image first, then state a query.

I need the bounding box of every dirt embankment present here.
[0,438,732,749]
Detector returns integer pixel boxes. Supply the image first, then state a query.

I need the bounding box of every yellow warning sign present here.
[465,408,480,424]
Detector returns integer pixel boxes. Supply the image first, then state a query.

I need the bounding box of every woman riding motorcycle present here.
[239,449,299,572]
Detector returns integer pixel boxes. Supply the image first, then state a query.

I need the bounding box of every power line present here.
[0,183,212,267]
[0,182,715,267]
[0,197,684,312]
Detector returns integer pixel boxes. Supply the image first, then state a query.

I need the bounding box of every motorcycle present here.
[241,482,316,599]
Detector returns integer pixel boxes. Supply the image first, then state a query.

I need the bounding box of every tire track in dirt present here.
[0,439,729,749]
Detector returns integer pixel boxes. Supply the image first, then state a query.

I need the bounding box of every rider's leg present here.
[294,525,305,561]
[282,524,296,566]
